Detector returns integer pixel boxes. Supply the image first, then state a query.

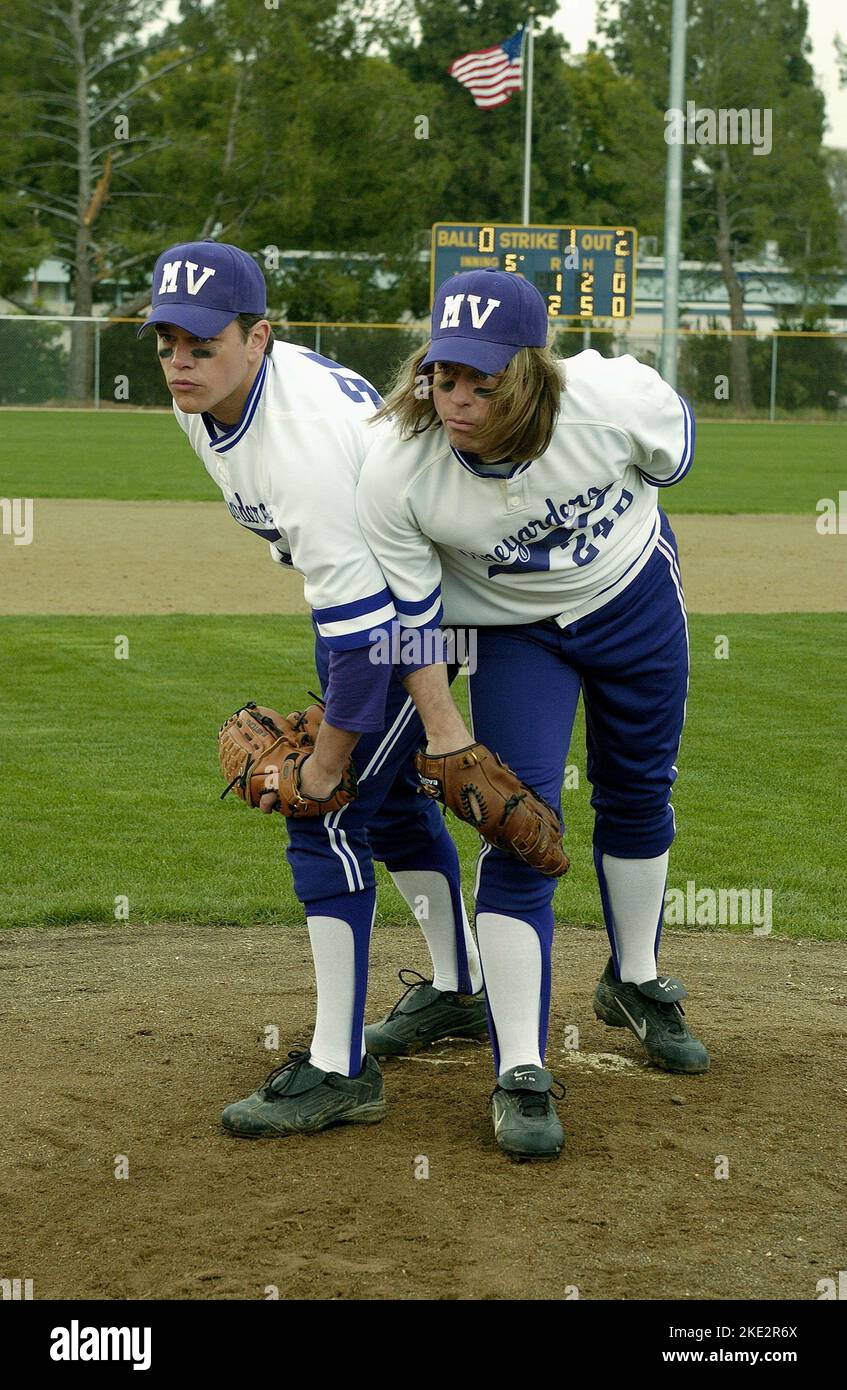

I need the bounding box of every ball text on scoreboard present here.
[431,223,638,321]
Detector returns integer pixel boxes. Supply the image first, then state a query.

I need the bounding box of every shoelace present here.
[258,1047,311,1099]
[490,1078,566,1115]
[515,1092,553,1118]
[385,968,434,1019]
[650,1000,687,1036]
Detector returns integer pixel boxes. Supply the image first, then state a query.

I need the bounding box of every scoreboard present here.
[431,222,638,321]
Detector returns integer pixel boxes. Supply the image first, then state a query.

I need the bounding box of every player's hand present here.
[416,743,569,878]
[296,753,350,803]
[219,702,357,817]
[281,711,352,798]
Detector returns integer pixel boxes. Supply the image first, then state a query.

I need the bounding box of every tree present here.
[1,0,439,395]
[383,0,708,305]
[559,50,666,237]
[0,13,55,297]
[110,0,455,324]
[0,0,203,400]
[599,0,843,410]
[389,0,572,228]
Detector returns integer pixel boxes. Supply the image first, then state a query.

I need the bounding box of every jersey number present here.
[331,372,381,407]
[487,490,633,578]
[302,350,382,407]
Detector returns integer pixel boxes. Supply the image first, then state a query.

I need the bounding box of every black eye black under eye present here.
[191,348,213,358]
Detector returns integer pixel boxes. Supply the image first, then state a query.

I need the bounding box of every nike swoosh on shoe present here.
[616,999,648,1041]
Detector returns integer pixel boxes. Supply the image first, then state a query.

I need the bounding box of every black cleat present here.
[593,958,710,1073]
[489,1064,565,1161]
[221,1050,386,1138]
[365,969,488,1057]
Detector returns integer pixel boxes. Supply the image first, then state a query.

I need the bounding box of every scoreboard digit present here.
[431,222,638,321]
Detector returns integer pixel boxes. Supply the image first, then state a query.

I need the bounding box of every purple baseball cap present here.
[422,268,549,376]
[138,240,267,338]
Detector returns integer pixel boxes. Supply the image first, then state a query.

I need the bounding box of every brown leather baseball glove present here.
[218,702,357,817]
[415,743,569,877]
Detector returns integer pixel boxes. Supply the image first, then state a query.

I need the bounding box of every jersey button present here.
[507,496,521,510]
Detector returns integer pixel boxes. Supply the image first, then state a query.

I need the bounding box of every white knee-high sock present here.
[390,869,483,994]
[475,913,543,1073]
[307,910,371,1075]
[600,852,669,983]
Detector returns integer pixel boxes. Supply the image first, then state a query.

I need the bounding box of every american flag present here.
[448,28,524,110]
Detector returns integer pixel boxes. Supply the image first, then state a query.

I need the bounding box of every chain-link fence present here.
[1,315,845,418]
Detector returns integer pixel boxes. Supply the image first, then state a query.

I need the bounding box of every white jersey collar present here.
[451,444,532,479]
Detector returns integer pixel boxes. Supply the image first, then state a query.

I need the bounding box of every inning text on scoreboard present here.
[431,223,638,321]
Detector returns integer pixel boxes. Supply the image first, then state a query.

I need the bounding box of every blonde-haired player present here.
[358,268,708,1161]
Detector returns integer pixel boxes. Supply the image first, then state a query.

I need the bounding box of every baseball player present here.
[139,240,487,1139]
[357,268,709,1161]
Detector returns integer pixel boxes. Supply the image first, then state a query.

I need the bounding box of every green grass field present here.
[0,411,842,511]
[0,411,219,501]
[1,613,843,937]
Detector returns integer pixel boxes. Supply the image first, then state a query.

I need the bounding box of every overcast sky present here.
[552,0,846,147]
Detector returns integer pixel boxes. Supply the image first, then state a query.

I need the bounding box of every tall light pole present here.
[660,0,688,387]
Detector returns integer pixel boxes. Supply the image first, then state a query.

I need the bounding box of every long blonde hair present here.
[372,342,564,464]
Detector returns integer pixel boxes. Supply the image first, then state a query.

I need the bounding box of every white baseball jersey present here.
[356,350,694,630]
[173,340,396,649]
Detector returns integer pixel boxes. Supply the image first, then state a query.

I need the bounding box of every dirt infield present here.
[1,501,843,613]
[1,922,844,1302]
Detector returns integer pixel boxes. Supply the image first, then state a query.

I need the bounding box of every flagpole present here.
[521,10,535,223]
